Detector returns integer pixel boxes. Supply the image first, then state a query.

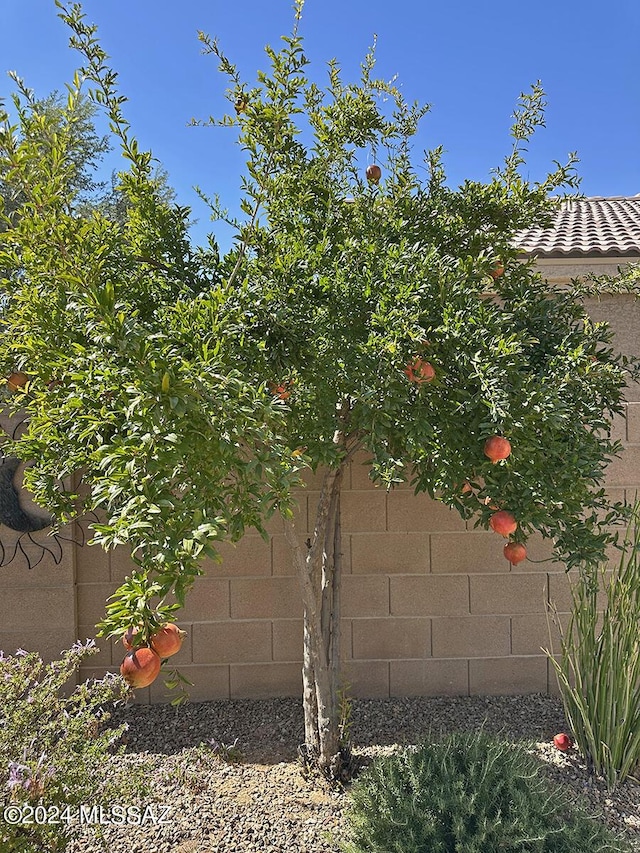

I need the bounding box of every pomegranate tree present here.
[2,2,636,782]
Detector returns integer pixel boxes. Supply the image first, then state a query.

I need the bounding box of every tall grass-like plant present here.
[546,499,640,791]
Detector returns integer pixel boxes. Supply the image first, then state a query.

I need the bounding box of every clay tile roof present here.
[513,196,640,258]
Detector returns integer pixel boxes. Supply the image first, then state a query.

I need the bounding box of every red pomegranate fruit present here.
[150,623,187,658]
[404,357,435,384]
[503,542,527,565]
[553,733,572,752]
[120,647,161,688]
[7,371,28,392]
[484,435,511,463]
[366,164,382,184]
[268,380,293,400]
[489,510,517,537]
[122,626,141,651]
[490,260,505,279]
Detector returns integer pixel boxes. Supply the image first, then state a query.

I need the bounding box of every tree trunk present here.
[283,457,348,779]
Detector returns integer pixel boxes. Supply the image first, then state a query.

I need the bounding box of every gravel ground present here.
[64,694,640,853]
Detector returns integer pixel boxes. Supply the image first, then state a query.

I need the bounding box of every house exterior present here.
[1,196,640,702]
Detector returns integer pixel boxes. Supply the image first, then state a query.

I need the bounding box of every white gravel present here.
[63,695,640,852]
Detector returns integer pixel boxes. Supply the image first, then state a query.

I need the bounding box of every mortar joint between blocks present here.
[269,534,274,577]
[625,403,629,443]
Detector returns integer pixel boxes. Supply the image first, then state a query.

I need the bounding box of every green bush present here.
[546,498,640,791]
[340,730,630,853]
[0,640,148,853]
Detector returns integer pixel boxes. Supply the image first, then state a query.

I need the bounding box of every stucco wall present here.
[1,257,639,701]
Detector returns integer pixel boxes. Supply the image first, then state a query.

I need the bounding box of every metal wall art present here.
[0,445,97,570]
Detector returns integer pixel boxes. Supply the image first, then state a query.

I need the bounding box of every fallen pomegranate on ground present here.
[553,733,572,751]
[150,623,187,658]
[120,647,161,688]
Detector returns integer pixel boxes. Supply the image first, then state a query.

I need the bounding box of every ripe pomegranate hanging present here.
[404,357,435,384]
[6,372,28,392]
[268,380,293,400]
[122,626,141,651]
[120,647,161,688]
[366,164,382,184]
[489,510,517,537]
[490,260,505,279]
[484,435,511,463]
[150,624,187,658]
[503,542,527,565]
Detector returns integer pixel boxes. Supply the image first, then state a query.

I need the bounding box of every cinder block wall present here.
[0,530,77,663]
[2,259,640,701]
[73,432,633,703]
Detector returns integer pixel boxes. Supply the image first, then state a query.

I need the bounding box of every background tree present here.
[0,83,178,315]
[0,0,638,779]
[0,86,110,222]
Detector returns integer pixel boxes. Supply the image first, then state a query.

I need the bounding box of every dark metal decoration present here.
[0,456,51,533]
[0,442,100,570]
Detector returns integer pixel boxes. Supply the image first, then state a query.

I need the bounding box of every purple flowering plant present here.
[0,641,149,852]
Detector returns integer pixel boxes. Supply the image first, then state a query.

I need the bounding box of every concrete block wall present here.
[71,402,636,701]
[0,530,77,664]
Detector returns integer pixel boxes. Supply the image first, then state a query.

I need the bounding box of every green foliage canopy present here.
[0,0,637,639]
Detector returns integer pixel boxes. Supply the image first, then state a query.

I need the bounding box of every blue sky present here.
[2,0,638,251]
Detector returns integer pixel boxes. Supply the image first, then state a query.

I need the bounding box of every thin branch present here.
[134,255,174,275]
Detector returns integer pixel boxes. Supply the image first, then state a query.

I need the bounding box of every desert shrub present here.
[0,640,148,853]
[340,730,630,853]
[546,498,640,791]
